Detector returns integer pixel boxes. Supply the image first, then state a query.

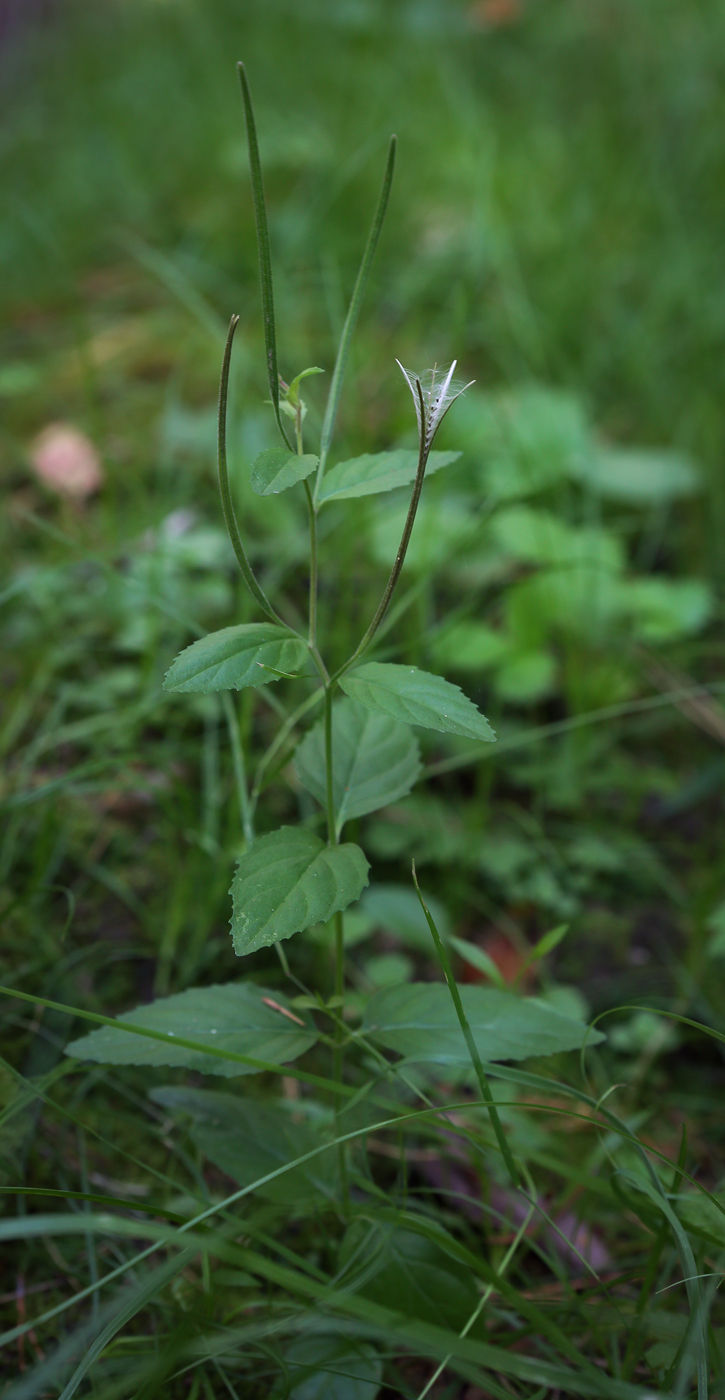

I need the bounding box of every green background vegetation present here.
[3,0,725,1394]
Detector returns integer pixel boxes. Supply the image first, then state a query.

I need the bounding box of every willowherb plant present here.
[44,65,719,1400]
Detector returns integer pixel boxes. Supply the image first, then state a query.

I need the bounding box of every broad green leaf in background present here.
[150,1087,339,1204]
[250,448,319,495]
[318,449,459,504]
[164,623,308,692]
[494,649,557,704]
[230,827,369,954]
[429,621,513,673]
[363,982,603,1065]
[366,796,472,868]
[363,952,414,988]
[506,566,623,642]
[571,447,701,503]
[360,883,451,952]
[490,506,624,573]
[622,576,712,642]
[456,386,590,500]
[303,909,376,949]
[340,663,495,743]
[275,1335,382,1400]
[65,983,317,1076]
[371,496,474,574]
[339,1220,480,1332]
[295,698,421,835]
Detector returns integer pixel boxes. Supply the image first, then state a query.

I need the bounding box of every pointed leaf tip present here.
[340,662,496,743]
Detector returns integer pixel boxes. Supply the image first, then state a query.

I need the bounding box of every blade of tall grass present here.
[412,861,520,1189]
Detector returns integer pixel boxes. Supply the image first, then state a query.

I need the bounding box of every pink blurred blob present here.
[29,423,103,500]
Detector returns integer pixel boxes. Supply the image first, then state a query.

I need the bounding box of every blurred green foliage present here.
[3,0,725,1394]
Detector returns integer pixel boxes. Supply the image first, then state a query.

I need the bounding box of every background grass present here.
[3,0,725,1394]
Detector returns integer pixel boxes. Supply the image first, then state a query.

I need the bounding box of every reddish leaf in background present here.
[469,0,522,29]
[460,930,533,986]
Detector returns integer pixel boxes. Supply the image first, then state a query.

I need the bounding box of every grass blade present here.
[314,135,396,500]
[411,861,521,1189]
[237,62,292,451]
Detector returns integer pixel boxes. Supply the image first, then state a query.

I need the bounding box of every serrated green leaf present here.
[65,983,316,1077]
[163,623,309,693]
[295,699,421,836]
[150,1087,339,1204]
[318,449,459,504]
[339,663,495,743]
[363,982,603,1065]
[230,827,369,955]
[250,448,319,496]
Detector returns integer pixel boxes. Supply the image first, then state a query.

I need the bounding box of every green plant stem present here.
[303,479,318,649]
[249,686,324,816]
[412,861,521,1191]
[313,135,396,503]
[324,683,349,1208]
[221,692,254,848]
[333,405,428,682]
[324,684,337,846]
[217,316,288,628]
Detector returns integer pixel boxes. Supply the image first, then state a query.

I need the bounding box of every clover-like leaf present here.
[340,662,495,743]
[163,624,309,693]
[230,826,369,955]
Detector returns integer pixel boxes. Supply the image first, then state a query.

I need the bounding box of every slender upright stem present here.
[324,684,337,846]
[324,682,349,1208]
[332,425,428,682]
[221,691,254,848]
[217,317,290,628]
[249,686,324,816]
[303,480,318,649]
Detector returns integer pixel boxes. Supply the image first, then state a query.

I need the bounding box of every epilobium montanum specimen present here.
[54,65,715,1398]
